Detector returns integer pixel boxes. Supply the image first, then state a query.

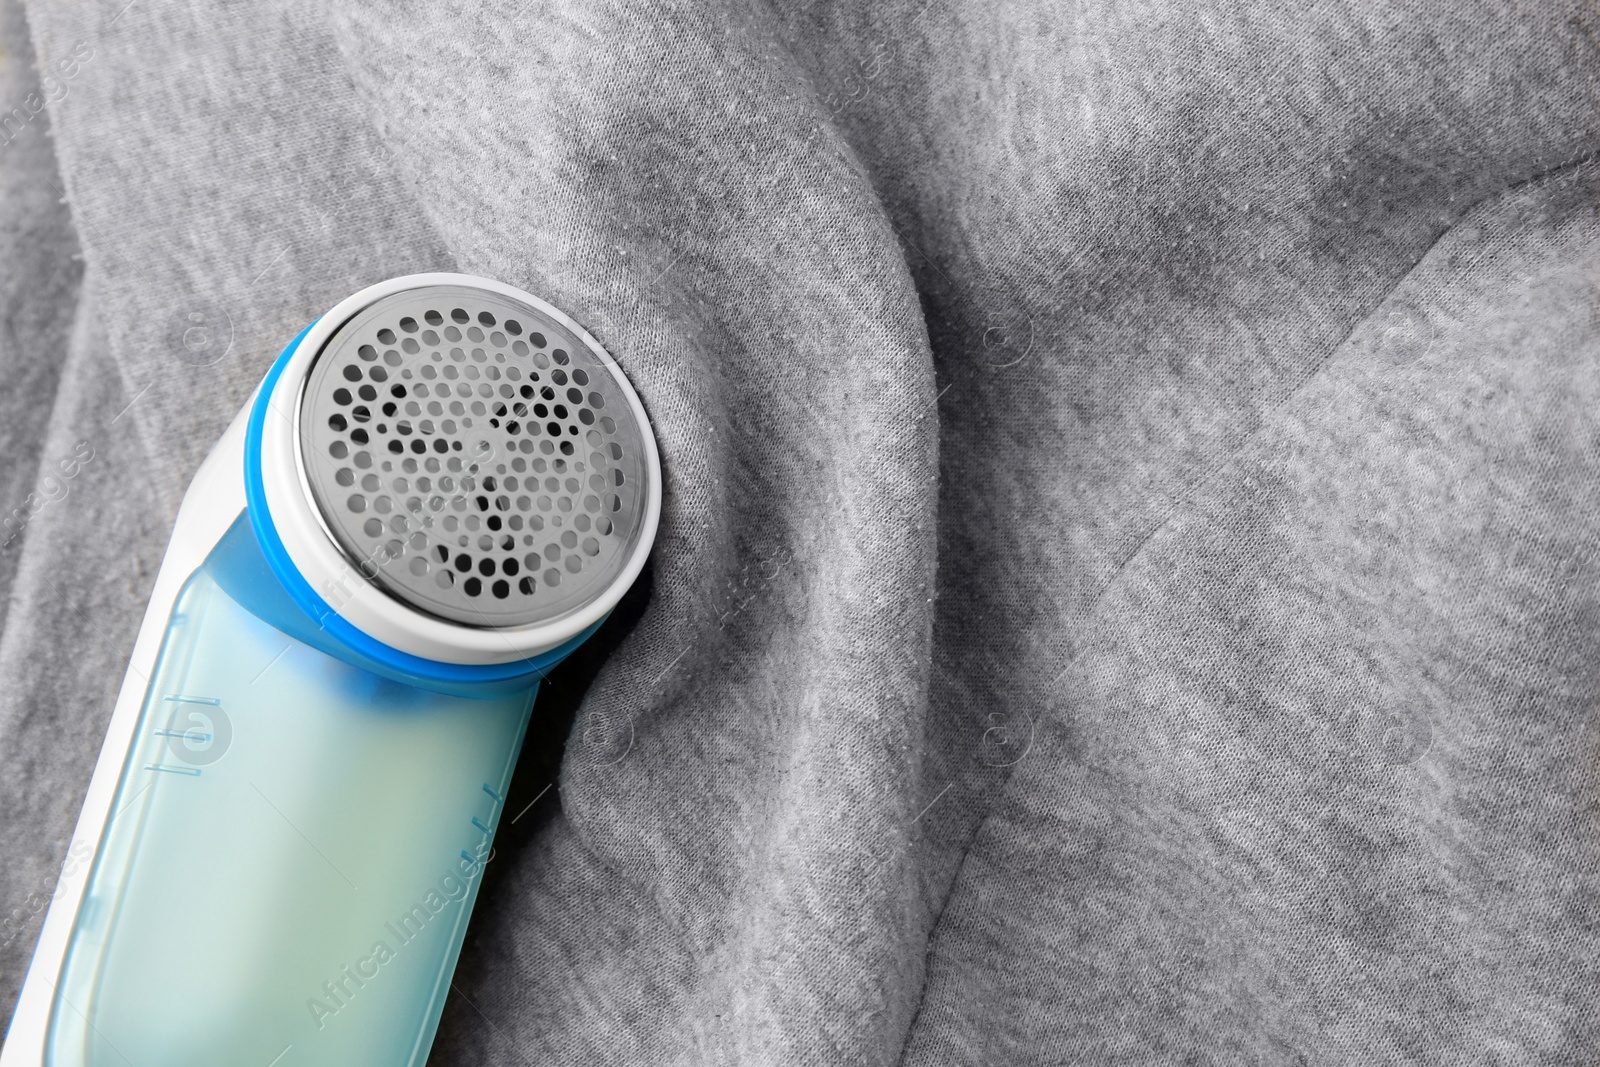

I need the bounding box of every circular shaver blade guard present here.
[298,284,650,628]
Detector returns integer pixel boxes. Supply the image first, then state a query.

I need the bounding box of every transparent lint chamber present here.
[47,520,538,1067]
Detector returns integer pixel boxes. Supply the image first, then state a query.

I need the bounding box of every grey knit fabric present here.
[3,1,1599,1064]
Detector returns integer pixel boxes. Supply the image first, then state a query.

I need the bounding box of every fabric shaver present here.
[1,273,661,1066]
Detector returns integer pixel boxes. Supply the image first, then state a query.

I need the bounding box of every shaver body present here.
[2,275,660,1066]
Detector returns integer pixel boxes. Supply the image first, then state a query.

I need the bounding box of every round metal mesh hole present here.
[297,284,651,628]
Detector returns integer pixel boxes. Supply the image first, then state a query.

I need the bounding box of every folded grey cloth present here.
[2,1,1598,1063]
